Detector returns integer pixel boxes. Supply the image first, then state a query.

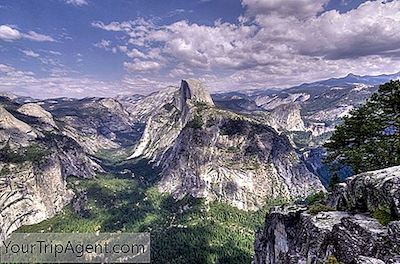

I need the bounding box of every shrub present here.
[186,115,204,129]
[372,207,394,226]
[325,255,340,264]
[308,203,334,215]
[0,144,50,163]
[306,191,326,205]
[220,119,247,136]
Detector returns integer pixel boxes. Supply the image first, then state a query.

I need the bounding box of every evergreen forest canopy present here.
[325,80,400,174]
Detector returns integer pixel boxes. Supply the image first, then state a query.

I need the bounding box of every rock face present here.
[263,103,306,132]
[213,74,396,185]
[126,79,324,210]
[0,99,99,240]
[329,165,400,218]
[17,103,57,129]
[254,209,400,264]
[127,79,214,161]
[40,97,141,154]
[254,166,400,264]
[158,106,324,210]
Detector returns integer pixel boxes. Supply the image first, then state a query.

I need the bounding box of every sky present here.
[0,0,399,98]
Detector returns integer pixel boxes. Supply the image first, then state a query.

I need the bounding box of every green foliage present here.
[220,119,247,136]
[226,146,240,153]
[195,102,209,111]
[306,191,326,206]
[0,166,10,177]
[329,173,342,190]
[325,80,400,174]
[308,203,334,215]
[325,255,340,264]
[0,143,50,163]
[372,207,395,226]
[186,114,204,129]
[17,172,282,264]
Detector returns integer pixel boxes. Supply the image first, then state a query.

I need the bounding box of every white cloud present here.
[90,0,400,92]
[242,0,329,18]
[124,60,162,72]
[65,0,88,6]
[48,50,62,56]
[0,25,55,42]
[3,0,400,97]
[23,31,55,42]
[0,25,22,41]
[94,39,111,49]
[21,49,40,58]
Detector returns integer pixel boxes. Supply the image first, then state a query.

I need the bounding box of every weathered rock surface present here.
[127,79,215,161]
[329,166,400,218]
[254,166,400,264]
[40,97,141,154]
[123,79,325,210]
[158,106,324,210]
[254,209,400,264]
[253,103,306,133]
[0,99,99,240]
[17,103,57,128]
[122,80,323,210]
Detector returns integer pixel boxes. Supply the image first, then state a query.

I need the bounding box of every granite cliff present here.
[254,166,400,263]
[0,98,99,240]
[128,80,324,210]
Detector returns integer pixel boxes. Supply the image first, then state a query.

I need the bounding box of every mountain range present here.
[0,72,399,262]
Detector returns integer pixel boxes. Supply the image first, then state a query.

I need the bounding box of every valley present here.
[1,74,399,263]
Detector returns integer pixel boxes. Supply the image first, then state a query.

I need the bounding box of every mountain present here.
[0,97,99,240]
[125,79,324,210]
[39,97,143,155]
[1,76,398,263]
[213,72,400,185]
[254,165,400,264]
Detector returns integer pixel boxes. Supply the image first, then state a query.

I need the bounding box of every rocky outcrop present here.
[264,103,306,132]
[125,79,324,210]
[17,103,57,129]
[254,208,400,264]
[0,100,99,240]
[127,79,214,161]
[329,166,400,218]
[0,106,37,143]
[254,166,400,264]
[40,97,141,154]
[157,107,324,211]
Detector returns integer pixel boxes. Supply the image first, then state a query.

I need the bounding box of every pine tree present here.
[324,80,400,174]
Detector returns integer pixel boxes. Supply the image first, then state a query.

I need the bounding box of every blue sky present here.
[0,0,399,98]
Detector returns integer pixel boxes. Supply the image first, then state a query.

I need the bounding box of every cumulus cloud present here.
[3,0,400,97]
[124,60,162,72]
[242,0,329,18]
[90,0,400,91]
[0,25,55,42]
[0,63,121,98]
[0,25,22,41]
[65,0,88,6]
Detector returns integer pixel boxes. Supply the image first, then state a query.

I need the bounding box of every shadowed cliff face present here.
[0,99,99,240]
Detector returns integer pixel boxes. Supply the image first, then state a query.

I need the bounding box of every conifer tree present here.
[325,80,400,174]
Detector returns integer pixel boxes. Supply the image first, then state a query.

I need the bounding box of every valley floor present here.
[17,162,280,264]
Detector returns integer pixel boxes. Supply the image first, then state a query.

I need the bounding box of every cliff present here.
[126,80,324,210]
[254,166,400,263]
[0,101,99,240]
